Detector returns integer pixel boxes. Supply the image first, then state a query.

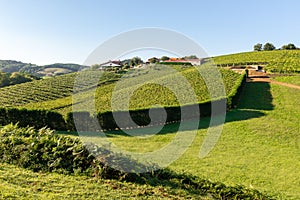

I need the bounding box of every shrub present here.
[0,124,273,199]
[0,108,66,130]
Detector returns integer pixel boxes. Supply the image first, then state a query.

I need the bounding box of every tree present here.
[121,59,131,69]
[160,56,170,61]
[148,57,160,64]
[282,43,297,50]
[263,43,276,51]
[184,55,198,59]
[254,43,262,51]
[130,57,143,67]
[0,73,10,87]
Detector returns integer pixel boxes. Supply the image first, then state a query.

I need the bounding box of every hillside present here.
[0,66,242,116]
[0,72,39,87]
[0,71,121,108]
[0,53,299,199]
[0,60,88,77]
[212,50,300,73]
[0,71,299,198]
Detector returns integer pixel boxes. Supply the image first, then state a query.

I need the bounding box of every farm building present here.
[98,60,122,70]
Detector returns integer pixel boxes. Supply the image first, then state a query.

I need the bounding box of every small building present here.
[98,60,122,70]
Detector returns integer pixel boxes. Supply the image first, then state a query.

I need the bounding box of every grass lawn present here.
[1,77,299,199]
[107,81,300,199]
[0,162,212,199]
[273,75,300,86]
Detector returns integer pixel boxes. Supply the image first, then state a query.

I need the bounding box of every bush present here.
[227,72,247,109]
[0,108,66,130]
[0,124,157,178]
[0,124,273,199]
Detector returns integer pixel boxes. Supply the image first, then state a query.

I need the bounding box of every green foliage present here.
[66,67,244,131]
[0,60,38,73]
[265,51,300,73]
[0,60,87,77]
[147,57,160,64]
[0,108,66,130]
[213,50,300,73]
[0,71,120,108]
[0,124,272,199]
[0,72,38,87]
[0,124,92,174]
[108,79,300,199]
[181,55,199,59]
[281,43,297,50]
[160,56,170,61]
[0,66,243,131]
[0,66,241,117]
[130,57,143,67]
[254,43,263,51]
[263,43,276,51]
[227,72,247,108]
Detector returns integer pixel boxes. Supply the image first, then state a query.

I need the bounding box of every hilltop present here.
[211,49,300,73]
[0,60,88,77]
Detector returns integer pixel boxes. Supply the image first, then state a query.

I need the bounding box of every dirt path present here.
[247,77,300,90]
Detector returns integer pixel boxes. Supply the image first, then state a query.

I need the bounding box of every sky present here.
[0,0,299,65]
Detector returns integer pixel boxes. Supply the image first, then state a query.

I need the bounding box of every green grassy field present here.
[0,51,299,199]
[0,75,298,199]
[0,162,211,199]
[105,80,300,199]
[273,75,300,86]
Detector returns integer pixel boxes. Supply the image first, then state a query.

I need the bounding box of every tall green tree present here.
[130,57,143,67]
[160,56,170,61]
[253,43,262,51]
[148,57,160,64]
[282,43,297,50]
[263,43,276,51]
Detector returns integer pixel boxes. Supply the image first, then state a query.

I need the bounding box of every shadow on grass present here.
[237,82,274,111]
[54,83,275,199]
[103,82,274,137]
[59,82,274,137]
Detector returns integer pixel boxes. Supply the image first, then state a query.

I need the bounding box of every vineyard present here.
[0,72,120,109]
[0,56,299,199]
[212,50,300,73]
[0,66,242,116]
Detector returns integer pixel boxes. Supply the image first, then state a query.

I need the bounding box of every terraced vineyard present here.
[0,66,242,116]
[0,73,76,107]
[0,72,120,108]
[212,50,300,73]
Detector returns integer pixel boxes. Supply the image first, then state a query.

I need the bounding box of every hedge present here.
[93,99,229,131]
[0,73,246,131]
[227,72,246,109]
[91,73,246,131]
[0,108,66,130]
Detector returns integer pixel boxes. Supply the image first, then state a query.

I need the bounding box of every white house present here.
[98,60,122,70]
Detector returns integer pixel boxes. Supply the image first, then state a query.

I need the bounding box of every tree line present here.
[0,72,39,87]
[254,42,298,51]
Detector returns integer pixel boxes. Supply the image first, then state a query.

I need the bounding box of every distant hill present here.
[0,60,89,77]
[0,72,39,88]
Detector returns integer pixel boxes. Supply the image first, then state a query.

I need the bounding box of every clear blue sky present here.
[0,0,299,65]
